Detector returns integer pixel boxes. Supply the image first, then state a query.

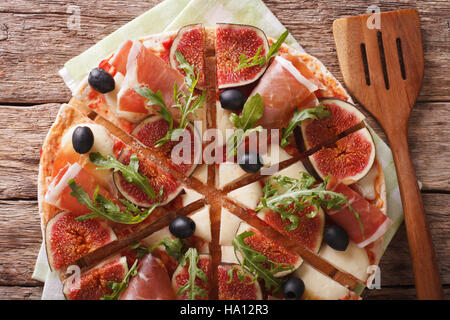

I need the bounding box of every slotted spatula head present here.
[333,10,443,300]
[333,9,424,131]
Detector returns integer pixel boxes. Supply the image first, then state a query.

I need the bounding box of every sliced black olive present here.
[238,152,264,173]
[169,216,196,239]
[282,277,305,300]
[88,67,115,94]
[72,126,94,154]
[323,225,349,251]
[219,89,245,111]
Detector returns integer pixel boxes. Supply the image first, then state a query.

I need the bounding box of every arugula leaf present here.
[135,51,205,148]
[131,237,185,261]
[134,88,174,148]
[256,172,365,237]
[226,94,264,157]
[101,259,138,300]
[232,231,293,292]
[69,180,159,224]
[235,30,289,71]
[280,105,331,147]
[177,248,208,300]
[89,152,156,200]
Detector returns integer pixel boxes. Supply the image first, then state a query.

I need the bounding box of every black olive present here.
[238,152,264,173]
[282,277,305,300]
[88,67,115,93]
[72,126,94,154]
[169,216,196,239]
[323,225,349,251]
[219,89,245,111]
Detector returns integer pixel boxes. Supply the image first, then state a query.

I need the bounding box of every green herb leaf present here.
[177,248,208,300]
[130,237,185,261]
[101,259,139,300]
[256,172,364,237]
[226,94,264,157]
[280,105,331,147]
[69,179,159,224]
[235,30,289,71]
[134,51,205,148]
[89,152,156,200]
[232,231,293,292]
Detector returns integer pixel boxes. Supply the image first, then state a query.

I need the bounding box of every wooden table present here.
[0,0,448,300]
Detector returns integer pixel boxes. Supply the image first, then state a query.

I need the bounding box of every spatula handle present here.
[389,132,443,299]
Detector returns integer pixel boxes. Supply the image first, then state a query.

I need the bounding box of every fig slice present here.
[170,24,206,89]
[45,212,117,271]
[218,264,263,300]
[171,253,212,300]
[113,149,183,208]
[257,205,325,253]
[216,23,270,89]
[301,98,366,150]
[235,222,302,277]
[63,256,128,300]
[131,114,201,176]
[309,127,376,185]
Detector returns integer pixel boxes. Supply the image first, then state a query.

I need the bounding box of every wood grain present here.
[0,1,448,103]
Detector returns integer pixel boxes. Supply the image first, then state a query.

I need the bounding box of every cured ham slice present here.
[120,254,176,300]
[116,40,186,117]
[326,176,392,247]
[45,163,113,214]
[251,56,319,129]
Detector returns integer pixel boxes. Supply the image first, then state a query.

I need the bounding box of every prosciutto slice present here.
[326,176,392,247]
[120,254,176,300]
[115,40,186,117]
[45,163,113,214]
[250,56,319,129]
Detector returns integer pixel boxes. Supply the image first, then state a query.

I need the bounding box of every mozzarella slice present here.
[181,187,204,207]
[294,263,353,300]
[219,207,243,246]
[190,205,211,243]
[61,123,114,157]
[221,245,239,264]
[191,164,208,185]
[227,181,263,210]
[319,242,370,283]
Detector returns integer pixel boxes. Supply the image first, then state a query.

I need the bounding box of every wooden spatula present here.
[333,9,443,299]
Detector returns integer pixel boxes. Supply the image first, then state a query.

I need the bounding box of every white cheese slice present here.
[227,181,263,210]
[319,242,370,283]
[219,207,244,246]
[217,162,247,190]
[221,245,239,264]
[191,164,208,185]
[190,205,211,243]
[216,100,234,147]
[142,226,172,248]
[181,187,204,207]
[294,263,352,300]
[61,123,114,157]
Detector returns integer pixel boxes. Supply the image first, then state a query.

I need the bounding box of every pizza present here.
[39,23,392,300]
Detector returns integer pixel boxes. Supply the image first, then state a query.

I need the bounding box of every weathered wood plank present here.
[0,104,60,199]
[0,102,447,201]
[0,285,43,300]
[0,200,42,286]
[0,194,448,289]
[0,0,448,103]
